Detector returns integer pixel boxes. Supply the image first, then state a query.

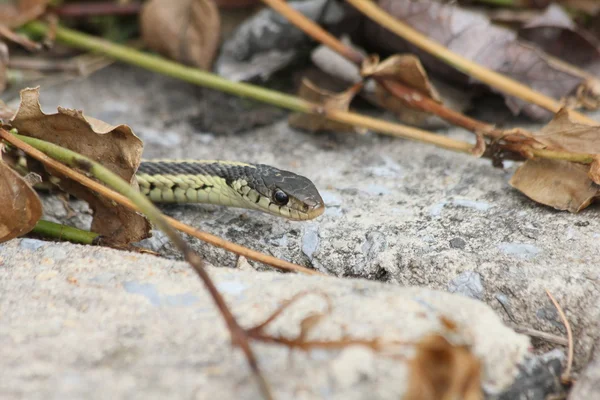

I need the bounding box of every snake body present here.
[136,160,325,221]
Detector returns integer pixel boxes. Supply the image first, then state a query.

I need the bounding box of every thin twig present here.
[260,0,506,140]
[345,0,598,125]
[545,289,574,384]
[20,22,597,163]
[169,220,323,276]
[263,0,599,162]
[8,56,81,72]
[20,21,478,154]
[0,129,273,400]
[510,324,569,346]
[0,24,42,51]
[247,290,332,335]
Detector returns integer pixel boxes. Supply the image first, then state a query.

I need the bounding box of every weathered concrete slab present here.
[1,239,529,399]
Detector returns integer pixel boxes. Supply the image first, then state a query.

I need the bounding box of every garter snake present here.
[136,160,325,221]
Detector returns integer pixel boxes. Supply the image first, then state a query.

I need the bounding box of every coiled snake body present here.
[136,160,325,221]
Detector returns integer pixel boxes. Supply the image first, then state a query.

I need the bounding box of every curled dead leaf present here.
[10,87,150,245]
[288,78,364,133]
[311,39,472,128]
[404,334,482,400]
[0,156,42,242]
[362,54,444,127]
[361,54,441,102]
[509,158,599,213]
[141,0,220,70]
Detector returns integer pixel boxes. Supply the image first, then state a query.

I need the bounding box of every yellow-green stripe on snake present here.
[136,160,325,221]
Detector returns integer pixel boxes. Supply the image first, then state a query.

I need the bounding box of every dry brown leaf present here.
[0,155,42,242]
[361,54,444,126]
[310,39,473,128]
[362,54,441,102]
[10,87,150,245]
[141,0,220,70]
[529,107,600,154]
[509,158,599,213]
[404,334,482,400]
[288,78,364,133]
[0,0,49,28]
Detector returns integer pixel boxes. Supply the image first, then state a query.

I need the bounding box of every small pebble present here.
[361,231,387,261]
[448,271,484,300]
[449,237,467,249]
[19,239,46,251]
[498,242,541,260]
[452,198,491,212]
[302,224,320,260]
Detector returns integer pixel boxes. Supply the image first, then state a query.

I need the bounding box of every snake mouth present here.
[263,203,325,221]
[306,204,325,220]
[285,202,325,221]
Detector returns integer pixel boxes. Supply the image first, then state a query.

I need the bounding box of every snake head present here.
[252,164,325,221]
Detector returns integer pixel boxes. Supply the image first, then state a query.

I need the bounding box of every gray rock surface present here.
[0,239,529,399]
[3,64,600,395]
[498,350,567,400]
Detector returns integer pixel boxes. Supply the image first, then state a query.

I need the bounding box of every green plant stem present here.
[22,21,597,164]
[21,21,475,154]
[24,21,309,112]
[0,130,273,400]
[31,220,99,244]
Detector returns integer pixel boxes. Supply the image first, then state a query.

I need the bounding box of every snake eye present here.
[273,189,289,205]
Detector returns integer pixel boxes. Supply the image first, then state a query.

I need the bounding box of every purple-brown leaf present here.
[365,0,588,120]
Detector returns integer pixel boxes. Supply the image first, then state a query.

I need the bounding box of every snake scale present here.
[136,160,325,221]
